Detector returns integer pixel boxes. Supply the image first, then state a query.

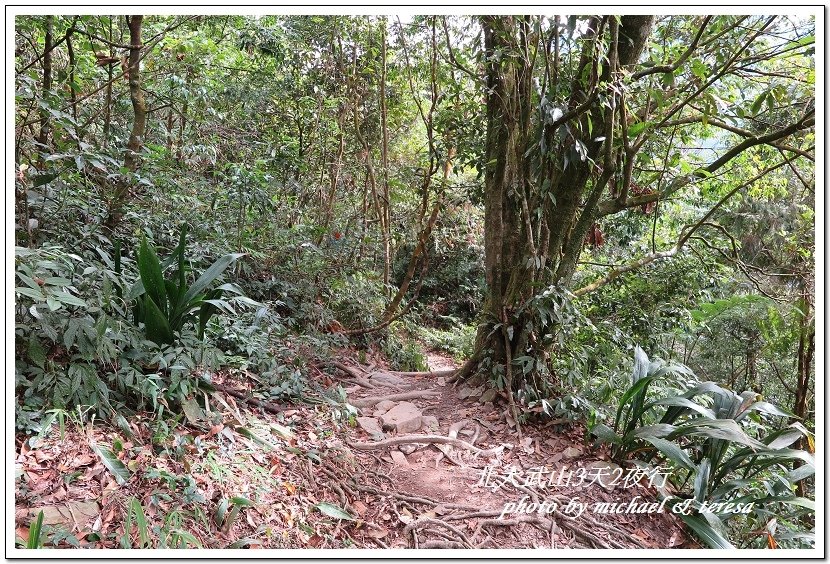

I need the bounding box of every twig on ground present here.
[349,434,503,457]
[349,390,440,408]
[210,381,287,414]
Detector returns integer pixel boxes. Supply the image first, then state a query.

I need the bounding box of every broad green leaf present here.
[614,374,659,432]
[632,345,650,382]
[179,253,244,315]
[28,338,46,368]
[644,437,695,471]
[142,294,174,345]
[176,224,188,290]
[766,429,804,450]
[230,496,254,507]
[694,459,710,502]
[17,272,41,291]
[138,237,167,315]
[91,443,131,485]
[197,300,219,340]
[165,529,202,548]
[32,172,60,187]
[750,91,767,115]
[27,510,44,549]
[15,287,44,300]
[217,282,246,295]
[680,513,735,549]
[127,279,146,300]
[129,497,152,548]
[629,423,676,439]
[739,401,795,420]
[52,291,87,307]
[651,396,716,420]
[669,419,765,450]
[314,502,354,521]
[785,464,815,484]
[591,423,621,444]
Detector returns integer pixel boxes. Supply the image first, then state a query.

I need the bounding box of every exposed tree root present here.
[349,390,440,408]
[420,540,466,549]
[404,517,476,548]
[332,361,366,379]
[209,381,287,414]
[349,434,503,457]
[387,368,457,378]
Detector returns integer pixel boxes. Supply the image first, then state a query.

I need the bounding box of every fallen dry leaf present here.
[367,526,388,539]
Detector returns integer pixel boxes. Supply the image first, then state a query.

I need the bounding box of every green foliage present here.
[393,203,485,323]
[418,322,476,361]
[383,324,428,372]
[26,511,45,549]
[592,347,815,549]
[130,225,253,344]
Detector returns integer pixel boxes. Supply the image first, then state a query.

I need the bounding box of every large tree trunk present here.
[469,16,653,393]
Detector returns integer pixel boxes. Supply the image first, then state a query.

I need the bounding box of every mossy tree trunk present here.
[468,16,654,392]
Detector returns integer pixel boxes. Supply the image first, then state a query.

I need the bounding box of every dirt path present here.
[333,351,691,549]
[14,350,691,550]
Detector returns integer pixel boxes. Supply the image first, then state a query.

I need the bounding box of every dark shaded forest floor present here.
[14,349,692,550]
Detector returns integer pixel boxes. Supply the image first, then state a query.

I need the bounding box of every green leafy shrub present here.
[129,225,257,345]
[14,241,232,419]
[418,322,476,361]
[382,324,428,372]
[592,347,815,549]
[392,205,485,324]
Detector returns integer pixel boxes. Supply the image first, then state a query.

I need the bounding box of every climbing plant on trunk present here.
[459,15,814,398]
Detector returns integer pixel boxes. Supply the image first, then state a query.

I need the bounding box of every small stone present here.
[479,389,497,403]
[357,416,383,435]
[399,444,418,455]
[374,400,396,415]
[422,415,439,430]
[563,446,583,459]
[380,401,423,434]
[390,450,410,466]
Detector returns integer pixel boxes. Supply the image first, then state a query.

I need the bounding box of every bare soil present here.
[14,349,693,550]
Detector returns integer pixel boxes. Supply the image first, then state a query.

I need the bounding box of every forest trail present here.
[14,348,692,550]
[330,351,692,549]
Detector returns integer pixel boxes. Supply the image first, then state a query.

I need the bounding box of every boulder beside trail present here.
[380,402,423,434]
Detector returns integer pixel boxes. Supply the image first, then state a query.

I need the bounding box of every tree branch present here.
[576,157,798,298]
[440,17,480,82]
[597,115,814,218]
[632,16,712,79]
[659,115,815,162]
